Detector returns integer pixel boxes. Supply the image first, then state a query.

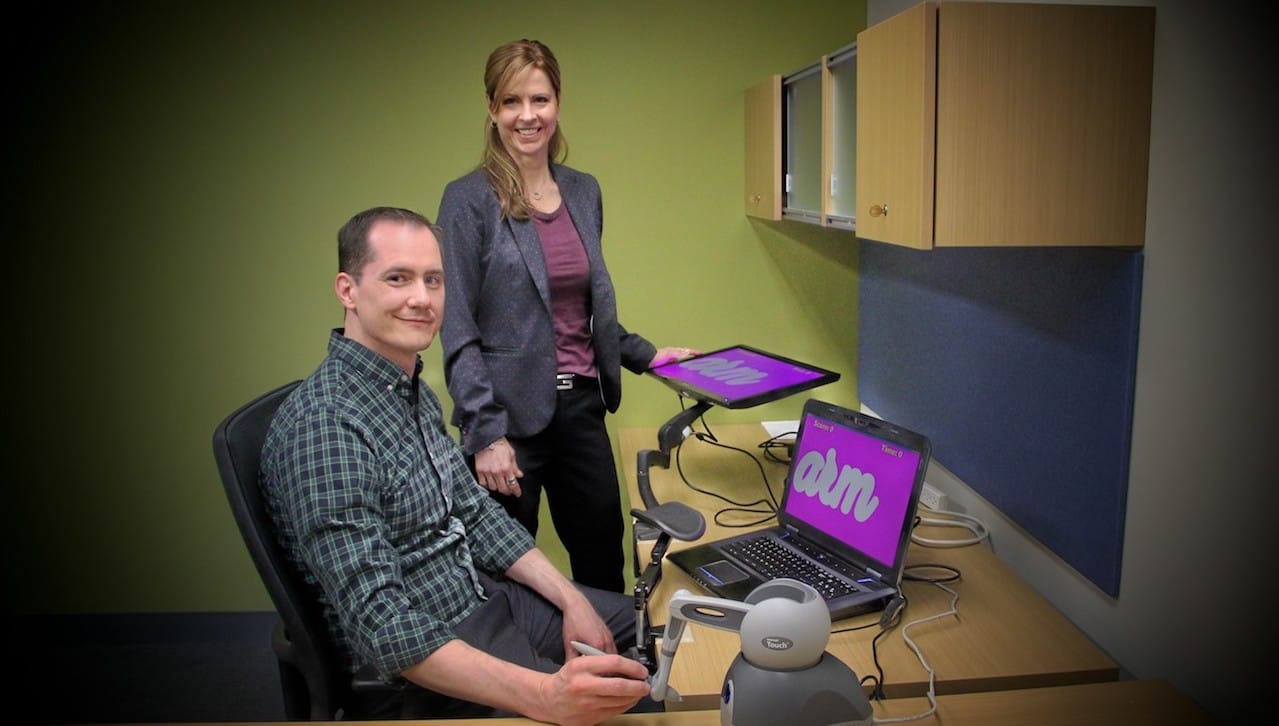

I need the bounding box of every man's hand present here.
[401,638,646,726]
[560,593,618,659]
[534,654,651,726]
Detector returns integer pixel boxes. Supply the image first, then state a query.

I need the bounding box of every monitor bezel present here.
[645,344,841,409]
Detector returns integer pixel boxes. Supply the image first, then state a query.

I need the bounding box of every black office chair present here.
[213,380,400,720]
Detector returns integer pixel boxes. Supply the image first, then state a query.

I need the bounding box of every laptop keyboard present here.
[722,535,858,600]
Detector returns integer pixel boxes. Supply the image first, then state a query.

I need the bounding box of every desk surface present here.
[620,423,1118,709]
[316,679,1214,725]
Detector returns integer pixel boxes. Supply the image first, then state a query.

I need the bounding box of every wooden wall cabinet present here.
[744,75,782,221]
[855,2,1156,249]
[743,43,857,229]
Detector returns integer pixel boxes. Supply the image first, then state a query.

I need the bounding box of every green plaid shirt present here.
[260,330,536,679]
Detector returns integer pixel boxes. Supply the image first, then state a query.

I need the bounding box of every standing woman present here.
[436,39,696,593]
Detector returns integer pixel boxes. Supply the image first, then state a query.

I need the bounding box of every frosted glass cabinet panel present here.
[782,63,823,224]
[827,44,857,229]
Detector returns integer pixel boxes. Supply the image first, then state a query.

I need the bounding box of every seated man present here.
[260,206,652,722]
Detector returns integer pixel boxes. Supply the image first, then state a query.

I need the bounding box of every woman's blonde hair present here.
[481,39,568,220]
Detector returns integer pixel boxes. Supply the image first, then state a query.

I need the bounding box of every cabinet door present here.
[744,75,781,220]
[783,64,824,223]
[855,2,936,249]
[934,3,1154,247]
[826,45,858,229]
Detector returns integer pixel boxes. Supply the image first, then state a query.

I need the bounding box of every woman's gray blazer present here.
[436,164,657,455]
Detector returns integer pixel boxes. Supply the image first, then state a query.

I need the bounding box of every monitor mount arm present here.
[635,399,713,510]
[628,399,712,673]
[629,503,704,673]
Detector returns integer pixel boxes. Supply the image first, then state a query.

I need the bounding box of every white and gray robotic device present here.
[649,578,873,726]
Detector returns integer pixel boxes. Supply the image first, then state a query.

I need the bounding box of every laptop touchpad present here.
[700,560,750,585]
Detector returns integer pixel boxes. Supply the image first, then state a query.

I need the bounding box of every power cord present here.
[671,427,780,528]
[911,501,990,548]
[870,579,961,723]
[757,431,796,465]
[901,563,961,584]
[845,563,961,705]
[855,592,908,701]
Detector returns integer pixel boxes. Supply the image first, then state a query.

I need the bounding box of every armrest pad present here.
[630,502,706,542]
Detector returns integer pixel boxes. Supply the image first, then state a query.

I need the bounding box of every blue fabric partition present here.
[857,241,1143,596]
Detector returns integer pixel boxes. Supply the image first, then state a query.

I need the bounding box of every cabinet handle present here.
[869,203,888,218]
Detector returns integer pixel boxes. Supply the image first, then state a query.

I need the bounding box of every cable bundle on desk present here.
[911,501,990,548]
[824,565,962,723]
[869,579,961,724]
[757,430,796,465]
[665,414,782,528]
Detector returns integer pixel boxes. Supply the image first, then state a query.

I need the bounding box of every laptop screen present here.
[782,403,929,572]
[646,345,840,409]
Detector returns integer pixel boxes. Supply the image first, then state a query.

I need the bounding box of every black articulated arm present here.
[635,400,712,509]
[629,400,712,673]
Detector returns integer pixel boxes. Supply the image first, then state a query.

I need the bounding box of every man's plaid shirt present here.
[260,330,535,679]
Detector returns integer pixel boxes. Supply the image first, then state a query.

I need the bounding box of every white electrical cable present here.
[871,581,961,724]
[911,502,990,547]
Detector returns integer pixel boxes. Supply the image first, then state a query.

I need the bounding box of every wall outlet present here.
[919,482,948,511]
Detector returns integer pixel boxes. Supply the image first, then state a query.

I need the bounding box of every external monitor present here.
[646,344,840,409]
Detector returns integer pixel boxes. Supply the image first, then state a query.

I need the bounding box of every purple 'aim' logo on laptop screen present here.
[785,413,922,567]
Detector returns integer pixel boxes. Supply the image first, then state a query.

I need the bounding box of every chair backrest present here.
[213,380,351,720]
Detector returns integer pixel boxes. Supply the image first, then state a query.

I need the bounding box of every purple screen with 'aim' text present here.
[784,412,922,567]
[652,347,824,401]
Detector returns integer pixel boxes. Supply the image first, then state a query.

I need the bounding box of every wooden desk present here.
[621,424,1119,710]
[344,679,1216,725]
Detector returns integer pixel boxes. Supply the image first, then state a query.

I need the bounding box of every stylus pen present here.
[569,641,682,701]
[569,640,607,657]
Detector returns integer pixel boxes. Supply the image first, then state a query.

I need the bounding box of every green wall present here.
[7,0,866,613]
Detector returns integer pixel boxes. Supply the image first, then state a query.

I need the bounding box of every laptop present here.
[667,399,932,620]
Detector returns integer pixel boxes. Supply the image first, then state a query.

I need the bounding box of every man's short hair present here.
[338,206,440,278]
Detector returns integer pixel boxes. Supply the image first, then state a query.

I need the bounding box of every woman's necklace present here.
[528,177,552,202]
